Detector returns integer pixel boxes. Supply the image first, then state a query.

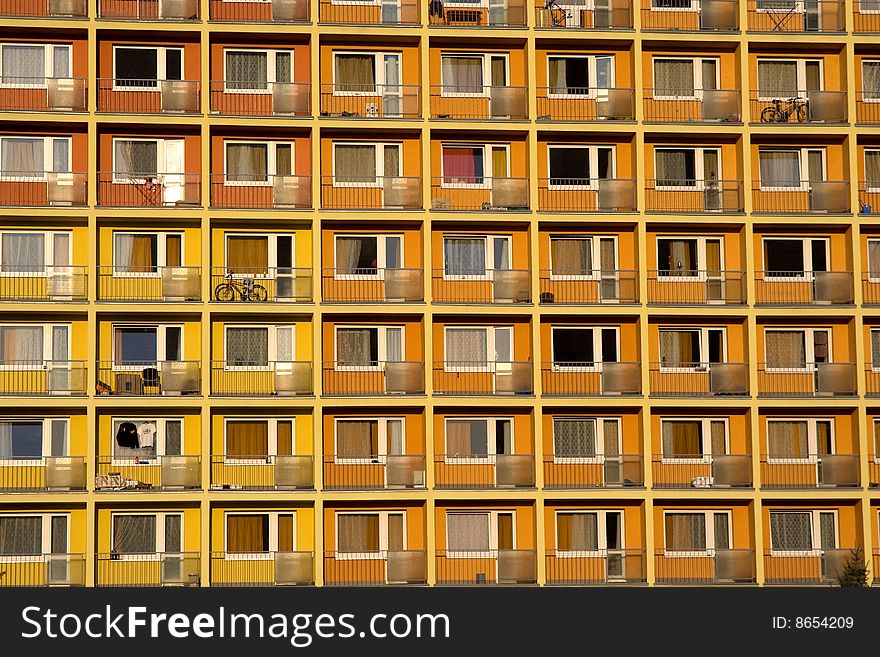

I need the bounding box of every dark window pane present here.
[765,240,804,274]
[549,148,590,183]
[115,48,158,84]
[553,328,595,364]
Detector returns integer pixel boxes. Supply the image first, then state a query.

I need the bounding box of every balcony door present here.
[336,511,405,561]
[664,510,730,556]
[765,328,829,372]
[556,510,625,580]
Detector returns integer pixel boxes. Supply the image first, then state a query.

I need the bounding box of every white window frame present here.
[331,50,400,95]
[333,233,403,280]
[549,235,617,282]
[442,234,511,280]
[756,58,823,100]
[110,417,182,464]
[552,416,621,464]
[223,511,296,560]
[547,144,616,191]
[223,323,295,372]
[551,325,619,372]
[662,510,732,557]
[766,417,833,465]
[768,509,837,557]
[333,324,403,372]
[554,509,624,558]
[0,417,68,464]
[439,53,508,97]
[223,140,295,187]
[331,141,401,188]
[656,235,724,282]
[445,510,515,558]
[0,230,71,276]
[652,56,720,100]
[443,325,513,372]
[111,231,183,277]
[111,45,184,91]
[660,417,729,464]
[440,143,509,190]
[761,237,828,281]
[111,323,183,370]
[110,511,183,560]
[763,327,831,374]
[862,60,880,102]
[443,416,514,464]
[658,326,727,372]
[110,136,163,184]
[222,417,295,464]
[0,323,69,370]
[0,513,69,562]
[860,0,880,14]
[653,146,722,191]
[546,54,615,100]
[334,416,405,464]
[0,43,71,88]
[0,135,70,182]
[758,147,825,191]
[222,48,293,94]
[335,510,406,560]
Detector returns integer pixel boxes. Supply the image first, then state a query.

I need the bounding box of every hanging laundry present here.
[115,422,139,448]
[137,421,157,448]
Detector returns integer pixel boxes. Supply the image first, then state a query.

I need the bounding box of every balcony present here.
[209,0,309,22]
[860,183,880,215]
[650,362,749,397]
[0,171,87,207]
[0,77,86,113]
[320,84,420,118]
[854,1,880,32]
[541,362,641,396]
[0,456,86,491]
[534,0,632,28]
[539,270,639,304]
[210,174,311,209]
[322,269,423,303]
[433,361,533,396]
[98,79,200,114]
[211,552,314,586]
[752,181,850,214]
[98,266,201,302]
[321,176,423,210]
[95,456,201,490]
[211,268,312,303]
[434,454,535,489]
[210,361,313,397]
[432,269,530,304]
[431,177,529,211]
[210,82,310,117]
[749,91,847,124]
[764,549,855,585]
[647,271,746,305]
[537,178,637,212]
[652,455,753,488]
[429,0,526,26]
[760,454,860,488]
[545,549,645,585]
[322,361,425,396]
[319,0,418,23]
[862,276,880,305]
[323,455,427,490]
[655,550,756,584]
[543,454,644,488]
[95,552,201,587]
[211,455,314,490]
[536,87,635,122]
[324,551,426,586]
[430,86,528,120]
[643,90,741,123]
[641,0,739,30]
[870,456,880,486]
[0,554,85,587]
[98,0,200,19]
[435,550,536,585]
[757,362,856,397]
[856,93,880,124]
[98,172,200,208]
[869,367,880,397]
[755,272,853,306]
[747,0,844,32]
[0,0,87,18]
[0,266,87,302]
[96,361,201,396]
[645,180,744,213]
[0,360,87,395]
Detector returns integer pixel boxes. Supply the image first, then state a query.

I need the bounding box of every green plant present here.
[834,547,869,587]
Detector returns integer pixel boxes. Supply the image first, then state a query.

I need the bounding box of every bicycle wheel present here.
[760,107,781,123]
[214,283,236,302]
[248,284,268,302]
[795,104,807,123]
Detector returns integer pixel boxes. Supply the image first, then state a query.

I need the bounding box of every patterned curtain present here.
[551,238,591,276]
[336,420,375,458]
[713,513,730,550]
[553,418,595,457]
[338,514,379,553]
[768,421,808,458]
[336,328,373,366]
[114,140,158,178]
[770,512,812,551]
[665,513,706,551]
[1,45,44,84]
[864,61,880,100]
[758,60,798,98]
[447,513,490,552]
[226,327,269,366]
[227,143,268,182]
[866,151,880,189]
[334,145,376,184]
[444,238,486,276]
[445,328,487,365]
[226,51,268,90]
[710,420,727,455]
[654,59,694,96]
[113,515,156,554]
[655,149,689,186]
[0,516,41,555]
[765,331,806,368]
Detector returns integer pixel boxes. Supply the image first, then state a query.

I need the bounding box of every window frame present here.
[331,50,400,95]
[766,417,834,465]
[861,60,880,102]
[550,325,619,372]
[333,324,404,372]
[864,148,880,192]
[111,230,184,277]
[110,416,182,464]
[333,416,405,464]
[0,322,70,370]
[0,417,68,464]
[0,135,70,182]
[552,416,621,464]
[445,510,515,558]
[546,54,615,100]
[331,141,402,188]
[651,55,721,101]
[335,510,407,560]
[0,230,71,276]
[658,325,727,372]
[333,233,403,280]
[757,147,826,191]
[223,323,295,372]
[546,144,616,191]
[0,43,71,89]
[222,417,296,464]
[222,47,293,94]
[0,512,69,562]
[111,44,184,91]
[440,143,509,190]
[224,232,295,278]
[768,509,837,557]
[548,234,617,282]
[659,417,729,464]
[662,509,732,557]
[439,52,509,98]
[761,236,828,281]
[110,511,183,560]
[111,323,184,370]
[554,509,624,558]
[756,58,823,100]
[441,233,512,280]
[443,416,514,464]
[763,326,832,374]
[443,324,514,372]
[653,146,722,191]
[655,235,724,282]
[223,511,296,560]
[222,139,295,187]
[110,136,163,184]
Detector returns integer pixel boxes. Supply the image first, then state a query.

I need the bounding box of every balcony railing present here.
[434,454,535,489]
[98,79,200,113]
[99,0,200,19]
[211,455,314,491]
[764,549,855,585]
[319,0,418,23]
[322,361,425,396]
[755,271,854,306]
[98,266,201,302]
[870,456,880,487]
[855,2,880,32]
[96,456,201,490]
[752,181,850,214]
[432,269,530,304]
[655,550,756,584]
[859,182,880,215]
[652,455,753,488]
[539,270,639,304]
[650,362,749,397]
[545,549,645,585]
[535,1,632,28]
[537,178,637,212]
[209,0,309,22]
[536,87,635,122]
[98,172,200,208]
[0,77,86,112]
[868,367,880,397]
[641,0,739,30]
[320,176,423,210]
[0,554,85,587]
[324,551,426,586]
[0,456,86,491]
[0,171,87,207]
[749,91,847,123]
[643,90,741,123]
[210,361,313,397]
[212,268,312,303]
[430,86,528,120]
[212,551,314,586]
[322,268,423,303]
[647,271,745,305]
[96,361,201,396]
[0,360,87,395]
[757,362,856,397]
[645,180,744,213]
[435,549,536,585]
[95,552,201,587]
[429,0,525,26]
[323,455,427,490]
[0,0,87,18]
[210,174,311,209]
[856,92,880,124]
[433,361,533,395]
[0,266,87,301]
[320,84,420,118]
[541,362,641,396]
[760,454,860,488]
[863,275,880,306]
[431,177,530,211]
[747,0,844,32]
[210,81,310,117]
[543,454,644,488]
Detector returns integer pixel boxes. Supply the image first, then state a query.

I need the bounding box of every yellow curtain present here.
[388,514,404,551]
[227,515,266,552]
[497,514,513,550]
[673,422,701,456]
[130,235,154,272]
[226,237,268,274]
[227,421,269,457]
[165,235,181,267]
[556,514,572,550]
[492,147,507,178]
[278,514,294,552]
[277,421,293,456]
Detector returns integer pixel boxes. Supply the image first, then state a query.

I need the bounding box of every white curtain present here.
[1,45,44,84]
[553,418,596,457]
[337,328,373,365]
[1,138,43,176]
[441,57,483,93]
[444,238,485,275]
[113,515,156,554]
[446,328,487,364]
[336,237,364,274]
[758,61,798,98]
[864,62,880,100]
[52,47,69,79]
[226,327,269,366]
[0,326,42,362]
[1,233,43,273]
[760,151,801,187]
[226,51,268,90]
[115,140,158,178]
[770,512,812,551]
[654,59,694,96]
[0,422,10,459]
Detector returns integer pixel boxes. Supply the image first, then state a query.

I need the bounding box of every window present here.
[111,512,182,557]
[0,231,70,274]
[767,418,832,461]
[660,418,728,460]
[112,417,182,461]
[0,418,67,460]
[225,418,295,459]
[873,419,880,460]
[659,327,725,368]
[653,57,718,99]
[335,417,404,461]
[764,327,829,370]
[440,53,507,94]
[762,238,827,277]
[872,328,880,370]
[335,234,401,277]
[445,417,512,458]
[225,140,293,184]
[656,236,723,277]
[869,238,880,282]
[758,148,825,189]
[442,143,509,186]
[654,147,720,188]
[863,60,880,101]
[444,325,512,369]
[334,325,402,369]
[112,232,182,274]
[225,233,294,277]
[113,46,182,88]
[333,51,401,94]
[443,234,510,277]
[548,55,613,97]
[332,142,400,186]
[757,58,822,99]
[552,417,620,461]
[0,323,69,366]
[0,43,70,85]
[550,236,617,279]
[225,512,295,557]
[224,48,292,92]
[0,514,68,559]
[113,324,182,366]
[446,511,514,554]
[865,149,880,192]
[556,510,623,555]
[551,326,618,369]
[336,511,405,558]
[224,324,294,368]
[664,511,731,554]
[769,510,836,554]
[547,145,614,188]
[0,135,69,179]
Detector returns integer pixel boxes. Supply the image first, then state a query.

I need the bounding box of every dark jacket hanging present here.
[115,422,139,448]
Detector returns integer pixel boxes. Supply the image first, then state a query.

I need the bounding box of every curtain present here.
[819,513,836,550]
[551,238,591,276]
[52,139,68,173]
[274,52,291,85]
[758,61,798,97]
[1,138,43,176]
[603,420,619,456]
[759,150,800,187]
[0,326,42,362]
[387,514,404,552]
[335,54,376,92]
[867,152,880,190]
[447,513,489,551]
[275,144,292,177]
[113,515,156,554]
[164,515,181,553]
[227,421,269,457]
[226,51,267,90]
[710,421,727,455]
[441,56,482,94]
[165,235,181,267]
[765,331,806,368]
[53,47,69,79]
[385,328,402,362]
[444,238,485,276]
[278,514,294,552]
[446,328,487,364]
[1,45,44,83]
[335,145,376,184]
[661,421,701,457]
[336,328,373,365]
[165,421,181,456]
[335,237,366,275]
[114,234,155,273]
[387,420,403,456]
[276,421,292,456]
[557,513,598,551]
[446,419,472,456]
[701,60,717,91]
[654,59,694,96]
[553,418,595,457]
[873,331,880,368]
[864,61,880,100]
[665,513,706,551]
[713,514,729,550]
[770,512,812,551]
[655,150,689,186]
[659,330,694,367]
[1,233,43,273]
[227,143,268,182]
[337,420,376,458]
[227,515,267,553]
[226,327,269,366]
[768,421,808,458]
[227,236,268,274]
[0,516,41,555]
[383,146,400,178]
[548,58,567,94]
[114,140,157,178]
[443,147,482,184]
[338,514,380,553]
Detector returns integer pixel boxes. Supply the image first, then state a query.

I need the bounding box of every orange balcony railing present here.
[536,87,635,121]
[209,0,309,22]
[210,455,314,491]
[539,270,639,304]
[535,0,632,28]
[652,455,753,488]
[324,551,426,586]
[433,361,533,395]
[320,83,420,118]
[319,0,419,24]
[323,455,427,490]
[546,549,645,585]
[432,269,530,304]
[322,268,423,303]
[0,77,86,112]
[431,177,530,211]
[757,362,856,397]
[764,549,856,585]
[98,79,200,113]
[210,173,311,209]
[645,179,744,213]
[643,89,741,123]
[98,172,200,207]
[749,91,846,123]
[752,181,850,214]
[647,270,746,305]
[543,455,644,488]
[755,271,854,306]
[0,171,86,207]
[0,0,87,18]
[321,176,422,210]
[541,362,641,396]
[210,360,313,397]
[435,550,536,585]
[641,0,738,30]
[434,454,535,489]
[655,550,756,584]
[0,360,87,396]
[430,85,528,120]
[98,0,199,19]
[321,361,425,396]
[98,266,201,302]
[211,267,312,303]
[650,362,749,397]
[430,0,525,26]
[760,454,860,488]
[537,178,637,212]
[210,81,310,117]
[747,0,844,32]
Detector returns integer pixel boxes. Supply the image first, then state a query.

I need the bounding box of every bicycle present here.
[760,96,808,123]
[544,0,568,26]
[214,272,268,302]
